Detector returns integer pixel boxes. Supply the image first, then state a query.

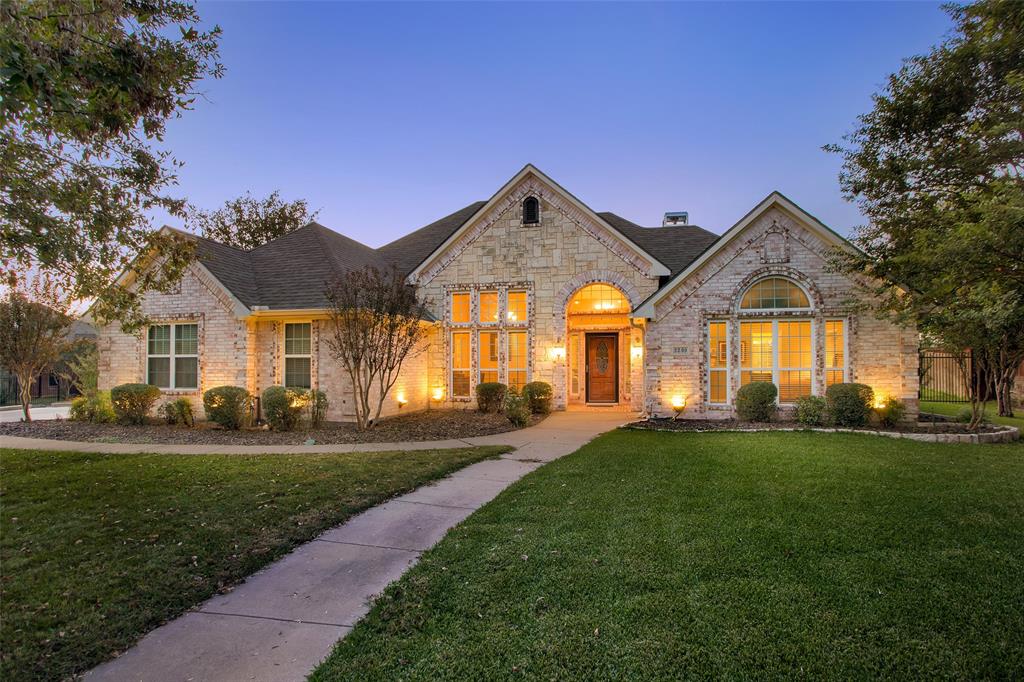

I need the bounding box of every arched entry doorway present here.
[565,283,634,405]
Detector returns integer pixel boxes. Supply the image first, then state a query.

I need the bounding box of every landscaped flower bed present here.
[0,409,544,445]
[627,417,1019,444]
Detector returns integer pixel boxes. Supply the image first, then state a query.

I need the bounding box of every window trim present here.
[147,322,199,391]
[283,321,313,390]
[706,320,729,405]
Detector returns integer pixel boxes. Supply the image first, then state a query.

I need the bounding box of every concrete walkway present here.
[0,403,70,423]
[82,411,632,682]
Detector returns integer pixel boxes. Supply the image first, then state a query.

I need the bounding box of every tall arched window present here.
[522,196,540,225]
[740,277,809,310]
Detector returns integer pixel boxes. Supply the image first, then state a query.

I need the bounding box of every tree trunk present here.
[18,372,32,422]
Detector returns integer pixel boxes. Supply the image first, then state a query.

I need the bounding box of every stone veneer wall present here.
[414,177,661,410]
[645,206,919,419]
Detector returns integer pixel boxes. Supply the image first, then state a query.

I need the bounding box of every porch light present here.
[548,346,566,361]
[396,391,408,408]
[431,387,445,402]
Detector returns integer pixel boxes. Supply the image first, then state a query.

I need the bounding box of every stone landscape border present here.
[627,423,1020,445]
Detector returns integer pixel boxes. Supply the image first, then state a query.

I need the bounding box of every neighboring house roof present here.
[597,212,720,276]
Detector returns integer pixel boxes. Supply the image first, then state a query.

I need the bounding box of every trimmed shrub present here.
[522,381,553,415]
[307,389,329,428]
[110,383,160,425]
[503,389,531,428]
[159,397,195,427]
[955,407,975,423]
[262,386,303,431]
[476,382,508,413]
[69,391,115,424]
[875,396,906,428]
[203,385,250,430]
[735,382,778,422]
[794,395,827,426]
[826,382,874,427]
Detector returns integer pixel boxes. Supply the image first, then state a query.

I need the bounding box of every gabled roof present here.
[597,212,720,276]
[632,191,854,318]
[377,201,487,275]
[188,232,260,307]
[405,164,672,281]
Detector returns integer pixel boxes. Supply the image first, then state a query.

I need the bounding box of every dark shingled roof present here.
[186,206,722,310]
[377,201,486,275]
[597,212,721,276]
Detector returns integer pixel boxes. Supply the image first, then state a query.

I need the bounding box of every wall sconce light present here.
[396,391,408,408]
[431,387,444,402]
[549,346,566,361]
[631,345,643,360]
[670,395,686,419]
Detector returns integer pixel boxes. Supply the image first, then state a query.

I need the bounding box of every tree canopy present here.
[188,190,318,250]
[828,0,1024,420]
[1,0,222,330]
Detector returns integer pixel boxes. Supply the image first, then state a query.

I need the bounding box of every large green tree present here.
[828,0,1024,421]
[188,190,318,249]
[1,0,222,330]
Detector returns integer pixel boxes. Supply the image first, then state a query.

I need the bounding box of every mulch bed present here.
[0,409,543,445]
[626,417,1006,435]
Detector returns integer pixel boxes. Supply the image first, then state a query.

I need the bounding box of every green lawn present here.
[0,446,509,681]
[314,431,1024,680]
[921,399,1024,429]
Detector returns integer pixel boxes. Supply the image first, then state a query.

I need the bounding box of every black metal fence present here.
[919,351,972,402]
[0,375,17,406]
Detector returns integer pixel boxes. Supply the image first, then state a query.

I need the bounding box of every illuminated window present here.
[569,334,580,396]
[148,323,198,390]
[507,331,528,391]
[568,284,630,315]
[451,332,471,397]
[708,321,728,404]
[451,292,470,324]
[523,196,540,224]
[740,320,812,402]
[284,323,312,389]
[825,319,846,386]
[479,331,499,384]
[740,278,810,310]
[479,291,499,324]
[507,291,527,323]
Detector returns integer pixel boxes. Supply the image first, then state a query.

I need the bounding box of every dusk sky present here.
[163,1,954,244]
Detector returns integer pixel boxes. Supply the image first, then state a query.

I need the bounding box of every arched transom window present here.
[740,277,810,310]
[568,284,630,315]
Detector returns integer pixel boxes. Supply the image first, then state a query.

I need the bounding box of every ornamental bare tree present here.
[0,283,72,422]
[324,267,430,430]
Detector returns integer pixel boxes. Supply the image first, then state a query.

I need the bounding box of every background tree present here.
[0,282,72,421]
[324,267,429,430]
[827,0,1024,423]
[1,0,223,331]
[188,191,318,249]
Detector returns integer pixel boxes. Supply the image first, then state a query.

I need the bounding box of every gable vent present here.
[523,196,540,225]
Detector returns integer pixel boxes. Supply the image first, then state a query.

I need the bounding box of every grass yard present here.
[314,431,1024,680]
[0,445,509,681]
[921,399,1024,430]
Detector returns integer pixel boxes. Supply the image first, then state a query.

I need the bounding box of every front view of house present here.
[96,165,919,420]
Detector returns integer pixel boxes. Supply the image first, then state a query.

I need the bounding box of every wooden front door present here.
[586,333,618,403]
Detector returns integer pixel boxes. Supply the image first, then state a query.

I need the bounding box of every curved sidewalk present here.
[79,411,632,682]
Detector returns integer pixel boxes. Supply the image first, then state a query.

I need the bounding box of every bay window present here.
[147,323,198,390]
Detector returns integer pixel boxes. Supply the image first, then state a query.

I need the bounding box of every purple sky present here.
[159,1,952,243]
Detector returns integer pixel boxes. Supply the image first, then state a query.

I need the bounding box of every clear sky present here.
[161,1,953,243]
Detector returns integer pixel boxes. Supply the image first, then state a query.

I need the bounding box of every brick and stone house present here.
[95,165,919,421]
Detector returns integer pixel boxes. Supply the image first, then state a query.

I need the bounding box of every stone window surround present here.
[140,313,204,395]
[443,282,533,401]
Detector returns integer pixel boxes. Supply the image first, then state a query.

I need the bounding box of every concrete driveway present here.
[0,404,70,423]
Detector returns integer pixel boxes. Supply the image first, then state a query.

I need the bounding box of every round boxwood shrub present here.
[203,386,250,430]
[262,386,303,431]
[875,396,906,428]
[825,382,874,427]
[110,383,161,425]
[503,390,531,428]
[735,382,778,422]
[794,395,827,426]
[521,381,553,415]
[475,382,508,413]
[69,391,115,424]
